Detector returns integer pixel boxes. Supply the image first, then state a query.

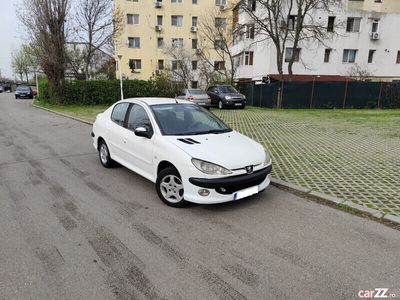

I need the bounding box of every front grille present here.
[215,176,266,194]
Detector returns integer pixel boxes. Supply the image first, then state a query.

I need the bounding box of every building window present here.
[246,24,255,39]
[288,15,297,31]
[244,51,254,65]
[192,39,198,49]
[324,49,331,63]
[371,20,379,33]
[129,59,141,70]
[171,15,183,27]
[396,51,400,64]
[172,38,184,48]
[157,15,163,26]
[342,49,357,63]
[171,60,178,70]
[214,40,223,49]
[215,0,226,5]
[127,14,139,25]
[172,0,183,3]
[128,37,140,48]
[192,60,197,70]
[191,81,198,88]
[192,16,198,27]
[368,50,375,63]
[285,47,300,62]
[215,18,227,28]
[157,37,164,48]
[247,0,256,11]
[158,59,164,70]
[192,0,197,4]
[327,16,335,32]
[214,61,225,70]
[346,17,361,32]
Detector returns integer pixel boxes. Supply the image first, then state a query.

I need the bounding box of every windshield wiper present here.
[192,129,231,135]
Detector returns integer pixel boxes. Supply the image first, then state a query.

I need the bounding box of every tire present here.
[98,140,115,168]
[218,100,224,109]
[15,96,18,99]
[156,167,188,208]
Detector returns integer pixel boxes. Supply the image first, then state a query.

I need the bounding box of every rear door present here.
[107,102,130,162]
[122,104,155,181]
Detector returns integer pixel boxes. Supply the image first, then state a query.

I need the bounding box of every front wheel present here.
[156,167,188,207]
[98,140,115,168]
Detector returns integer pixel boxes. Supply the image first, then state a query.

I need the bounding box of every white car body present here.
[92,98,272,205]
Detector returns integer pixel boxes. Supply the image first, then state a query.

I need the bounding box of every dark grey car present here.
[15,86,34,99]
[206,85,246,109]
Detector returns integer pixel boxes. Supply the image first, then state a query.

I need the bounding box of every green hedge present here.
[38,78,180,105]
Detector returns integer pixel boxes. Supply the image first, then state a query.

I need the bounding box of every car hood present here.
[221,93,245,98]
[165,131,265,169]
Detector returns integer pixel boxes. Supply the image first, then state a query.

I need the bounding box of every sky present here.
[0,0,23,79]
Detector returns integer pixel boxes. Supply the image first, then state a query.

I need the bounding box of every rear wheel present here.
[98,140,115,168]
[156,167,188,207]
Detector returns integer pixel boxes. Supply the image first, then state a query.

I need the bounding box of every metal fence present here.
[238,81,400,109]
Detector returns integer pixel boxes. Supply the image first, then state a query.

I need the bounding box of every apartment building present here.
[232,0,400,82]
[115,0,235,88]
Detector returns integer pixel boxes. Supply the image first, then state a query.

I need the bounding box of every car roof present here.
[116,97,193,106]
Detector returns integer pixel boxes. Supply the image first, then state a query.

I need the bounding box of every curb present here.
[31,102,400,227]
[270,178,399,226]
[31,101,94,125]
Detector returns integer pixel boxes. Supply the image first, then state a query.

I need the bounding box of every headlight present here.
[264,149,271,166]
[191,158,232,175]
[225,95,232,100]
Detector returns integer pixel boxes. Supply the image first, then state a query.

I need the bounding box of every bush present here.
[39,79,160,105]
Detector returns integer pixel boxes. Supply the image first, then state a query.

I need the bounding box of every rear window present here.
[188,89,206,95]
[111,102,130,126]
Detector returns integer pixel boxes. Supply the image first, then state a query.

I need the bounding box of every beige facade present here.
[348,0,400,13]
[115,0,235,87]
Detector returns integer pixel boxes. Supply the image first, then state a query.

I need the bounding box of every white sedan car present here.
[91,98,272,207]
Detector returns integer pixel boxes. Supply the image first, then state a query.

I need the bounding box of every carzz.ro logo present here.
[358,288,397,298]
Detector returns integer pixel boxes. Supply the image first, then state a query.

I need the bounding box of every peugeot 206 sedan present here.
[91,98,272,207]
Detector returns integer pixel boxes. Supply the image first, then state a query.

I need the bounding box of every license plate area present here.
[233,186,258,200]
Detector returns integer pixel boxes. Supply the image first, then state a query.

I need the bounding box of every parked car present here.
[207,85,246,109]
[15,85,34,99]
[0,86,4,93]
[92,98,272,207]
[176,89,211,109]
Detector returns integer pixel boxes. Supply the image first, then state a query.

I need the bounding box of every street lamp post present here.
[117,54,124,100]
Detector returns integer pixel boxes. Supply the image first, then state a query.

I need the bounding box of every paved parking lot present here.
[1,93,400,299]
[213,108,400,217]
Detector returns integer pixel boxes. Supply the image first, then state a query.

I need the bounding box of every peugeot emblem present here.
[245,166,253,174]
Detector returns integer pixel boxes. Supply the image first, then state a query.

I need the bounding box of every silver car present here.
[177,89,211,109]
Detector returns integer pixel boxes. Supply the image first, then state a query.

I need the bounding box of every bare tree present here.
[162,45,194,88]
[198,7,239,85]
[346,64,372,81]
[73,0,123,79]
[11,48,29,82]
[18,0,69,96]
[239,0,342,77]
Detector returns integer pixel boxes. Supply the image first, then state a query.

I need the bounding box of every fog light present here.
[198,189,210,196]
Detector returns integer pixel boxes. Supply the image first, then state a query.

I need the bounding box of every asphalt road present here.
[0,93,399,300]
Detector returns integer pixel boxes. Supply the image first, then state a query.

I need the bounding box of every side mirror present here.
[134,127,150,138]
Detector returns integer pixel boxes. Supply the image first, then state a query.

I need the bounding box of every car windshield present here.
[219,86,238,93]
[188,89,206,95]
[151,104,232,136]
[17,86,30,91]
[219,85,238,94]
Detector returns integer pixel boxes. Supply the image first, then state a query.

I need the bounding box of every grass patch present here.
[34,99,108,123]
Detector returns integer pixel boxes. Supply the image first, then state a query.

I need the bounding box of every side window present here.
[127,104,154,137]
[111,103,130,126]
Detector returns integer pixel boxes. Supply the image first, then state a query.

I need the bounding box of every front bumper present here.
[183,165,272,204]
[223,99,246,107]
